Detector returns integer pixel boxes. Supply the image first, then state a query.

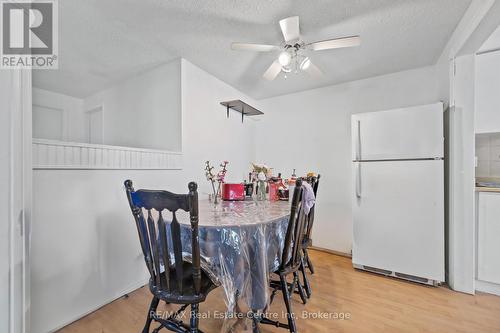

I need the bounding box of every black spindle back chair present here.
[260,179,307,333]
[280,179,308,274]
[303,174,320,274]
[125,180,218,333]
[296,175,320,300]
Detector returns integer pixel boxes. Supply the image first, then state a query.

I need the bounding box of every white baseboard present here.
[475,280,500,296]
[310,246,352,258]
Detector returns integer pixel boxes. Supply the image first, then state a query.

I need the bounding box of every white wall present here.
[256,65,441,254]
[84,59,182,151]
[31,59,258,333]
[32,88,85,142]
[181,59,258,194]
[478,25,500,53]
[34,60,183,151]
[436,59,452,106]
[31,170,185,333]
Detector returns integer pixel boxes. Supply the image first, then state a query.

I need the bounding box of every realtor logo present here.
[1,0,58,69]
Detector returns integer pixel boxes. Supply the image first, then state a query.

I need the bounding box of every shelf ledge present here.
[220,99,263,122]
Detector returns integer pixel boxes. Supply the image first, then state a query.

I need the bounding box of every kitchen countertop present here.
[476,186,500,193]
[475,177,500,193]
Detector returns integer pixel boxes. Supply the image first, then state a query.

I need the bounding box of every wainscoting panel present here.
[33,139,182,170]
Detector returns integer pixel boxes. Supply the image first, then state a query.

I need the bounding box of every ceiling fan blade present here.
[308,36,361,51]
[263,60,282,81]
[304,60,323,78]
[279,16,300,43]
[231,43,279,52]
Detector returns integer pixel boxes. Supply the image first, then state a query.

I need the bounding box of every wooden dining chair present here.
[124,180,218,333]
[260,179,307,333]
[303,175,320,273]
[300,175,320,298]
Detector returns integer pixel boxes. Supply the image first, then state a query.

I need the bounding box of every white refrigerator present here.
[351,102,445,285]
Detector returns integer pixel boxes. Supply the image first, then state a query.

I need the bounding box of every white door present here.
[352,159,444,281]
[352,103,444,161]
[86,107,103,144]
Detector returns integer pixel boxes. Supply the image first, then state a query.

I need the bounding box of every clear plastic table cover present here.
[166,199,291,332]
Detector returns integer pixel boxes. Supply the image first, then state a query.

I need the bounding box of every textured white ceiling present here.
[33,0,471,99]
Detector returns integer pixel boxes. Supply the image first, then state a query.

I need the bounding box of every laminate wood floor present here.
[58,250,500,333]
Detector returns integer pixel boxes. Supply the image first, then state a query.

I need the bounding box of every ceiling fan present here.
[231,16,361,81]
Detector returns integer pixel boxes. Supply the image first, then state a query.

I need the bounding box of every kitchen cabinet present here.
[477,191,500,284]
[475,51,500,133]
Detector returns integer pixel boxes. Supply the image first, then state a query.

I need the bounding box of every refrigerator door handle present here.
[356,120,361,161]
[355,162,361,198]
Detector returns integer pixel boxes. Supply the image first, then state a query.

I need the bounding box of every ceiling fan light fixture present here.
[233,16,360,81]
[300,57,311,71]
[278,51,292,66]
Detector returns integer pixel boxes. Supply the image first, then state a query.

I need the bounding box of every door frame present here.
[4,69,32,333]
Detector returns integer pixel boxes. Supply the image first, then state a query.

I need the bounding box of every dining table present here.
[169,198,292,332]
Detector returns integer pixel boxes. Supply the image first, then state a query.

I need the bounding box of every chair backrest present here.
[305,174,320,241]
[312,174,320,196]
[280,178,307,272]
[124,180,201,296]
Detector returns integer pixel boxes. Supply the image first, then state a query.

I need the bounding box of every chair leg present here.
[289,274,297,296]
[304,248,315,274]
[294,272,307,304]
[251,310,261,333]
[280,274,297,333]
[143,296,160,333]
[190,303,199,333]
[300,257,312,298]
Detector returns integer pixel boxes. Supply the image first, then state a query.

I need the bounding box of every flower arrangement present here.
[251,163,270,176]
[205,160,229,204]
[205,161,217,202]
[216,161,229,198]
[251,163,271,200]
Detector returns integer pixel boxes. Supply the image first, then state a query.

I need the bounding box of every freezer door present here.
[352,160,444,282]
[352,103,444,161]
